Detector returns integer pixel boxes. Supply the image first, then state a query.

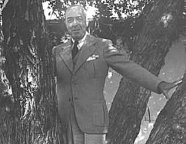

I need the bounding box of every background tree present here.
[145,62,186,143]
[107,0,185,143]
[1,0,64,143]
[145,39,186,144]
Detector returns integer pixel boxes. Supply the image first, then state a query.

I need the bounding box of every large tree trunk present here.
[145,39,186,144]
[107,0,184,143]
[0,0,64,143]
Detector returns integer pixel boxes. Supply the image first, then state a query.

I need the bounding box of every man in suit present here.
[52,5,179,144]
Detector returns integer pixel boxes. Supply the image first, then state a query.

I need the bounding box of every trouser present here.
[65,104,106,144]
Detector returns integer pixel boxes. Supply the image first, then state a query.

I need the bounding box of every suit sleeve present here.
[102,40,162,93]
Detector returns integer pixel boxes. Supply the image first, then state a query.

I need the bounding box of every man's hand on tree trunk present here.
[157,79,183,99]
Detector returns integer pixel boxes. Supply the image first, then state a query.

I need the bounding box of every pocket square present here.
[86,54,99,61]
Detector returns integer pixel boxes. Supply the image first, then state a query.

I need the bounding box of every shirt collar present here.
[72,32,88,50]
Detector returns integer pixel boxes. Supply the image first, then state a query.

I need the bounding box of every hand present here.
[158,79,183,99]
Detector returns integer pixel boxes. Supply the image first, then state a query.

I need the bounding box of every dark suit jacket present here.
[52,34,161,134]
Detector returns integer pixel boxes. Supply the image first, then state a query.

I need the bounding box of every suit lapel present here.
[59,40,73,73]
[74,35,97,73]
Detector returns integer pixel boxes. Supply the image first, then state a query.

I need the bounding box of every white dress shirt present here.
[72,32,88,50]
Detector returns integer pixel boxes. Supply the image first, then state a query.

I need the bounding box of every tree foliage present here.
[46,0,152,45]
[46,0,185,48]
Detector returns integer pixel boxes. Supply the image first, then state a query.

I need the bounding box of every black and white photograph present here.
[0,0,185,144]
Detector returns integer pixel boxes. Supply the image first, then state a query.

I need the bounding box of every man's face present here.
[65,6,87,40]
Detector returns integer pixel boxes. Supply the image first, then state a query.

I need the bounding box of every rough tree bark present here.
[107,0,184,143]
[0,0,64,144]
[145,39,186,144]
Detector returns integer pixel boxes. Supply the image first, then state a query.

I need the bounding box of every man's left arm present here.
[102,40,181,98]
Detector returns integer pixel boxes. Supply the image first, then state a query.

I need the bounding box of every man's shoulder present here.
[95,37,113,46]
[86,33,111,43]
[52,40,71,54]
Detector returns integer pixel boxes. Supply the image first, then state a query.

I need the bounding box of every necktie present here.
[72,40,79,59]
